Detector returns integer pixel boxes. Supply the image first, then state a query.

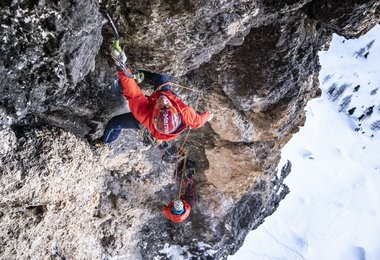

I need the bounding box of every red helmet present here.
[153,98,181,134]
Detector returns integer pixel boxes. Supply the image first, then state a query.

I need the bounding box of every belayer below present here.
[163,198,191,223]
[102,49,213,144]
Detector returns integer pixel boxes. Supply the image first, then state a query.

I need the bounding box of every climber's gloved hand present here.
[207,112,214,122]
[133,71,145,84]
[112,49,127,69]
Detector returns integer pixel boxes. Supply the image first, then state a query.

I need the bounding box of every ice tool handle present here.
[99,8,120,39]
[112,40,144,83]
[100,8,144,84]
[113,42,144,83]
[113,39,123,54]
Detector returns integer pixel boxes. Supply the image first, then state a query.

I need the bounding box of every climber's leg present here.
[103,113,141,143]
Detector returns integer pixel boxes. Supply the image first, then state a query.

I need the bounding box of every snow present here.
[158,242,217,259]
[159,243,193,260]
[229,25,380,260]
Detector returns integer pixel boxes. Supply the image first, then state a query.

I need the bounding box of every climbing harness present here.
[99,8,144,83]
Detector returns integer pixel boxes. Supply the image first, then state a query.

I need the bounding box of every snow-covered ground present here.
[230,25,380,260]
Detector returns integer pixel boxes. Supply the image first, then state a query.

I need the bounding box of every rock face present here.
[0,0,378,259]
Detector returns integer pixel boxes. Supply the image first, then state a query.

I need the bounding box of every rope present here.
[175,92,201,199]
[170,82,203,93]
[178,156,187,199]
[156,82,203,93]
[151,80,205,200]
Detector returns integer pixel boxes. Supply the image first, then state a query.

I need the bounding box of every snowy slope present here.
[229,25,380,260]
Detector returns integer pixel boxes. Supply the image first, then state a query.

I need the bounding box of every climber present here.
[163,198,191,223]
[102,49,213,144]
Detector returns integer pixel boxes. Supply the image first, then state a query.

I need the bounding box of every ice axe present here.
[99,8,144,83]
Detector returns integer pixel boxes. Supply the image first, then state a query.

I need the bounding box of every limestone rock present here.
[0,0,378,259]
[205,142,279,197]
[0,0,103,124]
[309,0,380,38]
[207,89,256,142]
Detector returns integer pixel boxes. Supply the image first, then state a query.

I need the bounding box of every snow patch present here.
[159,243,194,260]
[230,24,380,260]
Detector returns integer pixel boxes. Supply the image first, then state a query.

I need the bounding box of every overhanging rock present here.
[0,0,378,259]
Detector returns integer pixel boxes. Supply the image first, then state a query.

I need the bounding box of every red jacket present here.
[163,199,191,223]
[118,71,210,141]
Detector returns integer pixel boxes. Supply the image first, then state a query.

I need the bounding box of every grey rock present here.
[309,0,380,38]
[0,0,378,259]
[0,0,103,125]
